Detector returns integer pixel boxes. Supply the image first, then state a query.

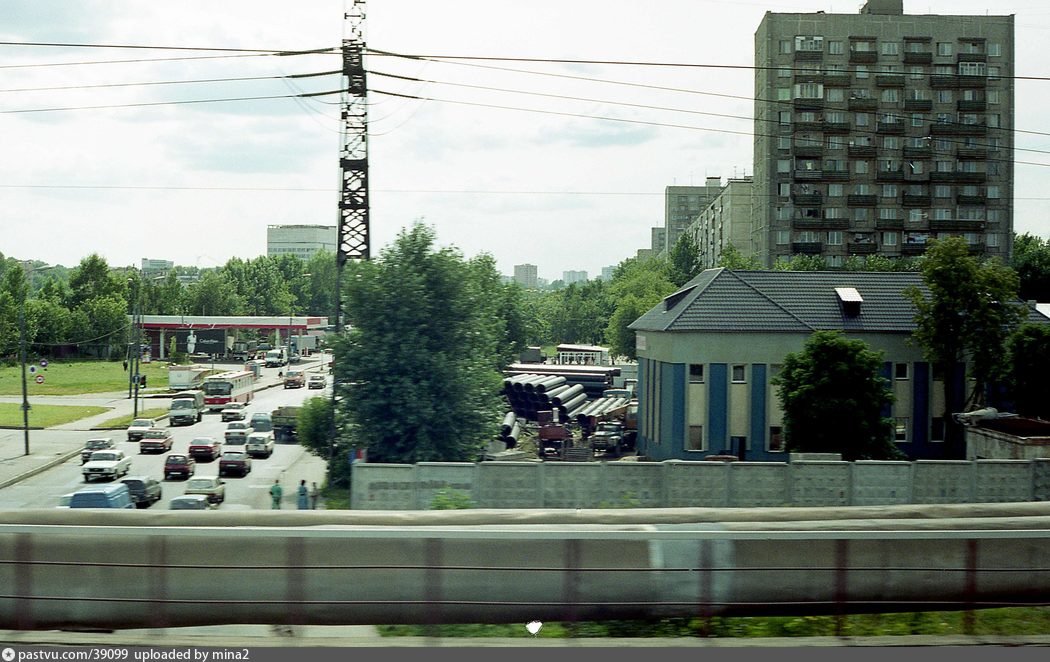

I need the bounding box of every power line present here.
[0,90,345,114]
[0,40,337,55]
[0,71,340,94]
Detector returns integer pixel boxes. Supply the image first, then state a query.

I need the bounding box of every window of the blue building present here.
[931,417,945,442]
[689,364,704,383]
[895,417,909,442]
[687,425,704,451]
[769,426,785,452]
[895,363,909,380]
[731,364,746,383]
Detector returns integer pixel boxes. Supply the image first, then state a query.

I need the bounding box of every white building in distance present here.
[267,225,337,260]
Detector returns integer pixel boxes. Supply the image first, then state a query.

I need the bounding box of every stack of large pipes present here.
[574,397,630,426]
[499,412,520,448]
[503,364,619,397]
[502,373,593,421]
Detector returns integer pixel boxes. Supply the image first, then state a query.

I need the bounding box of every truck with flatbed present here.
[271,406,299,443]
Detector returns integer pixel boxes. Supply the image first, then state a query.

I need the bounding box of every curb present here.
[0,447,83,491]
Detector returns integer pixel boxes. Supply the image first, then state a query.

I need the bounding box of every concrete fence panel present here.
[542,462,605,509]
[603,463,665,507]
[790,461,851,507]
[974,460,1033,503]
[416,463,477,510]
[476,462,543,509]
[728,463,790,508]
[911,461,975,504]
[665,461,730,508]
[850,461,913,506]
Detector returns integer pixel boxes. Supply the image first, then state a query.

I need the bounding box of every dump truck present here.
[271,405,299,443]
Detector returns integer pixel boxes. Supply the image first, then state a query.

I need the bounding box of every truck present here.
[168,390,205,425]
[589,420,627,457]
[272,406,299,443]
[264,348,287,368]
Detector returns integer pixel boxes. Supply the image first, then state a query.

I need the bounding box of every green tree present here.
[68,254,124,309]
[717,244,764,270]
[1011,232,1050,303]
[304,250,337,319]
[904,237,1024,452]
[666,233,701,287]
[182,270,244,316]
[335,223,504,464]
[774,331,901,460]
[773,254,828,271]
[297,395,335,460]
[1004,323,1050,419]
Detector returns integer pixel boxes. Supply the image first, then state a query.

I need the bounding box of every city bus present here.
[202,370,255,411]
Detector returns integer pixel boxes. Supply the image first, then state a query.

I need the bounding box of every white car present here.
[82,449,133,482]
[220,403,247,422]
[245,431,275,459]
[126,418,157,442]
[224,421,253,445]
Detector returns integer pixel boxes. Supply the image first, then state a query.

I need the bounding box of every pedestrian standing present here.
[297,480,309,510]
[309,482,319,509]
[270,479,283,509]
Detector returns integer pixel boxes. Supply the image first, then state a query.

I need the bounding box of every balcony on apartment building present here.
[849,50,878,64]
[823,71,851,87]
[904,99,933,112]
[957,99,987,112]
[876,120,906,134]
[929,219,987,232]
[902,193,932,206]
[792,242,824,254]
[847,143,877,157]
[957,146,989,159]
[956,192,988,205]
[930,122,988,136]
[875,218,905,230]
[901,242,928,256]
[847,194,878,206]
[930,170,987,183]
[958,52,988,64]
[876,169,905,182]
[903,145,932,159]
[848,97,878,112]
[903,51,933,65]
[791,191,823,205]
[876,74,906,87]
[794,50,824,62]
[847,242,878,254]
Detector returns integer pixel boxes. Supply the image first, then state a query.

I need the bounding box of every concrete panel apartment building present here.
[753,0,1014,267]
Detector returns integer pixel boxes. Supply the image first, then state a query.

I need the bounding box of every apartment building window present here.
[935,90,952,104]
[853,208,870,221]
[908,209,925,223]
[827,231,843,245]
[826,88,845,102]
[777,136,792,150]
[895,417,909,442]
[987,209,1004,223]
[881,41,899,56]
[907,136,927,148]
[934,138,952,151]
[936,42,953,56]
[880,88,900,104]
[853,183,873,195]
[854,160,870,175]
[776,207,792,221]
[824,158,847,173]
[778,111,792,126]
[934,185,952,198]
[881,184,898,198]
[796,36,824,52]
[825,207,847,219]
[852,39,876,53]
[777,159,791,173]
[777,66,792,78]
[932,208,953,220]
[689,364,704,383]
[960,40,985,55]
[910,113,924,127]
[826,255,844,267]
[987,114,1001,128]
[779,40,792,54]
[826,135,847,151]
[909,66,924,80]
[964,232,980,245]
[778,182,791,197]
[879,208,899,220]
[776,231,791,245]
[777,87,791,101]
[828,40,844,55]
[731,365,746,383]
[931,417,945,442]
[987,233,1000,248]
[988,65,1001,81]
[882,231,899,246]
[878,159,902,174]
[987,185,1001,199]
[794,82,824,99]
[957,207,985,221]
[987,90,1001,105]
[935,65,953,75]
[855,113,871,127]
[935,160,954,173]
[687,426,704,452]
[828,184,844,197]
[959,62,986,77]
[988,43,1002,57]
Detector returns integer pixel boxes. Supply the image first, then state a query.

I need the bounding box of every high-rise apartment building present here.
[562,270,588,285]
[663,179,723,256]
[686,177,756,269]
[754,0,1013,268]
[513,264,538,289]
[266,225,337,260]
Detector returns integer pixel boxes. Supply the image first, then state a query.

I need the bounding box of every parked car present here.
[184,476,226,504]
[163,454,196,480]
[120,476,163,508]
[224,421,253,445]
[220,402,247,422]
[68,483,135,509]
[80,437,115,464]
[188,437,222,462]
[218,451,252,478]
[169,495,214,510]
[82,450,132,482]
[307,374,326,389]
[245,430,275,459]
[126,418,157,442]
[139,428,174,454]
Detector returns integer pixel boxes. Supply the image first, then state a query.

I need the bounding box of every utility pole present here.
[330,0,370,480]
[19,302,30,456]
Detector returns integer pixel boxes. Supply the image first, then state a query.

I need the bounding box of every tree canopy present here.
[774,330,901,461]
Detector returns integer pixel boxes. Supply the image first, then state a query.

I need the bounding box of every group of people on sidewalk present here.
[269,479,320,509]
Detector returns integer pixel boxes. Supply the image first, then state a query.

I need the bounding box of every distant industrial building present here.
[513,264,538,289]
[266,225,337,260]
[141,258,174,275]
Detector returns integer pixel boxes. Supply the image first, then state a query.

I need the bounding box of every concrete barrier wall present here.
[351,458,1050,510]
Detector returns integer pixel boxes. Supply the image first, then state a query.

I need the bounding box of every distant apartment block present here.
[141,258,174,275]
[563,270,589,285]
[650,227,666,256]
[513,264,538,289]
[601,266,615,281]
[687,177,756,269]
[663,179,724,256]
[754,0,1013,267]
[266,225,337,260]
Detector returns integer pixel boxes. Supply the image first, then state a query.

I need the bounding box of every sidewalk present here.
[0,357,325,490]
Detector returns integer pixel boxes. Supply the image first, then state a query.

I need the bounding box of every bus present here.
[202,370,255,411]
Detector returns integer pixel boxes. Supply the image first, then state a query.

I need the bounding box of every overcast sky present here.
[2,0,1048,282]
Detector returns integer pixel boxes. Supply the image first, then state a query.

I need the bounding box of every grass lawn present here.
[0,403,109,428]
[0,360,174,396]
[92,407,170,430]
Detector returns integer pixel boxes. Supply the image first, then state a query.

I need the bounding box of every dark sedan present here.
[218,451,252,478]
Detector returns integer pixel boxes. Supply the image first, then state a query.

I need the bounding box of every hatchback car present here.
[80,437,115,464]
[120,476,163,508]
[163,454,196,480]
[218,451,252,478]
[184,476,226,504]
[220,402,247,422]
[169,495,214,510]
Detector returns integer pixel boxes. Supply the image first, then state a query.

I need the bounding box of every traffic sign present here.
[35,375,44,384]
[40,359,48,368]
[28,366,36,373]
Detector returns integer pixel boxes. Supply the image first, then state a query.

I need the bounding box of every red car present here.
[188,437,222,462]
[163,454,196,480]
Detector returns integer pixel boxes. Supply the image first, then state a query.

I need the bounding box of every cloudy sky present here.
[2,0,1048,282]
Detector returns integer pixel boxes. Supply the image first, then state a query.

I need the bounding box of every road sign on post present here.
[35,375,44,384]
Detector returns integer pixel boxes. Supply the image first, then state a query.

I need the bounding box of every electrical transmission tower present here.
[329,0,369,473]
